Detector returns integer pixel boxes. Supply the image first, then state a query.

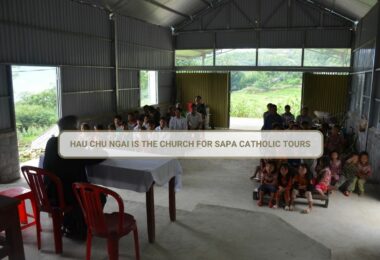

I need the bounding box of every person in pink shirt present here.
[315,169,331,198]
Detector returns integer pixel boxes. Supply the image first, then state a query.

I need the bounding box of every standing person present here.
[263,103,272,120]
[346,152,372,196]
[282,105,295,128]
[43,115,105,239]
[186,104,203,130]
[296,107,313,126]
[262,104,283,130]
[169,108,187,130]
[194,96,207,129]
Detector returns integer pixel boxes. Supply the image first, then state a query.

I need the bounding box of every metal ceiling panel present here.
[73,0,377,29]
[81,0,209,27]
[313,0,377,20]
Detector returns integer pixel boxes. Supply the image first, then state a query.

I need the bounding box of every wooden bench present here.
[252,183,329,208]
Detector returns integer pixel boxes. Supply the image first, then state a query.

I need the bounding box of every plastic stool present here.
[0,187,36,230]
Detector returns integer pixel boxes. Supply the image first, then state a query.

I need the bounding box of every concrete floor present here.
[1,158,380,259]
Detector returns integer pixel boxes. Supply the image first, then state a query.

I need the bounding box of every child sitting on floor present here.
[315,168,331,199]
[340,153,359,194]
[329,151,342,186]
[290,163,314,214]
[274,163,293,210]
[257,161,278,208]
[345,152,372,196]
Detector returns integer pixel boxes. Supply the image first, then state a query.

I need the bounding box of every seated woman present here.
[290,163,314,214]
[257,161,278,208]
[43,115,105,239]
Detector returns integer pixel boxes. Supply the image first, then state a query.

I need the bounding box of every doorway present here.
[229,71,303,130]
[11,66,59,163]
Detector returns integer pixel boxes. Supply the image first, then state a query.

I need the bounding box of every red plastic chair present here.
[21,166,69,254]
[0,187,36,230]
[72,183,140,260]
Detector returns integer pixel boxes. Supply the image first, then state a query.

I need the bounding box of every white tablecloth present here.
[86,159,183,193]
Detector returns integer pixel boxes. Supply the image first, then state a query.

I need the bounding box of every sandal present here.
[301,208,311,214]
[257,201,263,207]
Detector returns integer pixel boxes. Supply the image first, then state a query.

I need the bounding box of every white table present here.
[86,158,182,243]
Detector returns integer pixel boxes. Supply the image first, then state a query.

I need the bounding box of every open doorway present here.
[229,71,302,130]
[11,66,59,163]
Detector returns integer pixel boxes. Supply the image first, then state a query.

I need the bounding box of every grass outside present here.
[230,87,302,118]
[17,125,51,162]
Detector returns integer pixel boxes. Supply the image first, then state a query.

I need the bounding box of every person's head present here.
[113,115,122,126]
[191,104,197,113]
[127,113,135,122]
[175,108,182,118]
[168,106,175,113]
[108,123,116,131]
[298,163,309,176]
[143,105,149,113]
[267,103,272,111]
[330,151,339,160]
[137,115,144,126]
[159,117,166,128]
[331,125,340,135]
[348,153,359,164]
[265,161,276,173]
[58,115,78,132]
[279,163,289,176]
[285,105,291,113]
[80,122,90,131]
[94,124,104,131]
[143,115,150,123]
[288,120,295,129]
[148,120,156,130]
[272,104,278,113]
[195,96,202,104]
[301,107,309,116]
[359,151,369,164]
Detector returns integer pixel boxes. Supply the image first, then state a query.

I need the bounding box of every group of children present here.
[253,150,372,214]
[253,103,372,214]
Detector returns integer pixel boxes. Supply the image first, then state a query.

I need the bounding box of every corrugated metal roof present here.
[72,0,377,28]
[314,0,377,20]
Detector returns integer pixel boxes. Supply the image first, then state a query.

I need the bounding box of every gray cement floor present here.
[1,158,380,259]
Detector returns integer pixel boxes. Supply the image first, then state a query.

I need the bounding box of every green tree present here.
[15,88,57,132]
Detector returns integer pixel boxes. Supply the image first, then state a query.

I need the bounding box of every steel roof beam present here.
[141,0,192,19]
